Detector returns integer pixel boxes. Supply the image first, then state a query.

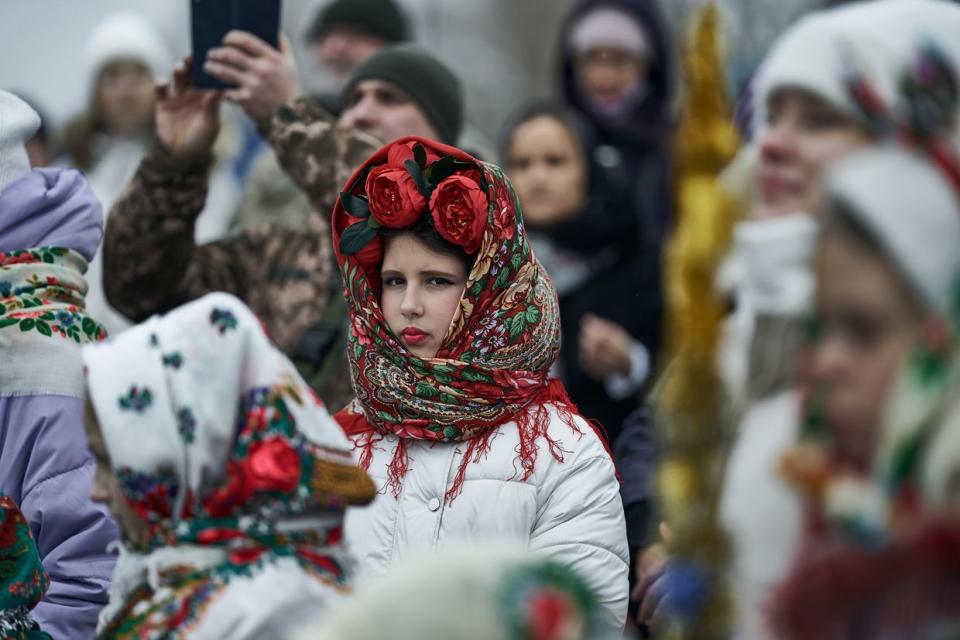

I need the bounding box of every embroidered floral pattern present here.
[210,308,238,334]
[177,408,197,443]
[0,247,68,267]
[115,467,181,521]
[96,547,346,639]
[118,386,153,413]
[111,380,372,550]
[0,248,106,344]
[0,309,105,343]
[162,352,184,369]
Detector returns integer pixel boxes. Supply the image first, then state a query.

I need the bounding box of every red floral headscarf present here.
[332,137,603,501]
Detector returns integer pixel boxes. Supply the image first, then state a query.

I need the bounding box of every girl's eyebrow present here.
[420,270,460,279]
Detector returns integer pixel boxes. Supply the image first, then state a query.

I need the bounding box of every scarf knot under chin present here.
[331,137,608,502]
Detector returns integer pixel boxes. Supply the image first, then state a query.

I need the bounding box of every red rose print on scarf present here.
[494,181,518,240]
[352,314,374,347]
[430,175,488,253]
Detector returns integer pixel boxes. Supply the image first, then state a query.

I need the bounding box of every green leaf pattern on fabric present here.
[0,248,107,344]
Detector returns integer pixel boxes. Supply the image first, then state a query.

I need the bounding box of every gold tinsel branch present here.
[655,3,740,639]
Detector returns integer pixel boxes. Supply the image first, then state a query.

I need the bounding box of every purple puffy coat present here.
[0,168,119,638]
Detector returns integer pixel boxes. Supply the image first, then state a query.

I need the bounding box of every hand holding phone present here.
[190,0,281,89]
[155,56,222,162]
[203,32,300,127]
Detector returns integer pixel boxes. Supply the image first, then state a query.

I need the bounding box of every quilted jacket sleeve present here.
[27,464,119,639]
[528,409,630,631]
[9,396,119,640]
[262,98,379,220]
[102,141,334,354]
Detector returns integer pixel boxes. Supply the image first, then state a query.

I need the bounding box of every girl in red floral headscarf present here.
[331,136,629,630]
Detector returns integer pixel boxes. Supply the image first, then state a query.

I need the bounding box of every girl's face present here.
[507,115,588,228]
[380,233,468,359]
[756,89,869,218]
[97,58,155,136]
[84,398,148,544]
[812,227,922,469]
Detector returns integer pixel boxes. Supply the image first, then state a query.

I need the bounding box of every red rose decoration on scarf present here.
[494,181,518,240]
[365,165,427,228]
[245,436,302,493]
[430,175,488,253]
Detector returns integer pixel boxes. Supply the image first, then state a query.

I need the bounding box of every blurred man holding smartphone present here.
[100,28,463,412]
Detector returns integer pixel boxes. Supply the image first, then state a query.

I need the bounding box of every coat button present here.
[428,497,441,512]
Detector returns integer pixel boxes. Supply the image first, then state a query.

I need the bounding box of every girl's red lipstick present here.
[401,327,429,346]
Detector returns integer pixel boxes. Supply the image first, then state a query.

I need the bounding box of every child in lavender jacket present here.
[0,90,118,638]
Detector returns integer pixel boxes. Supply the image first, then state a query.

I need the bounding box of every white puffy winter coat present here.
[343,403,630,630]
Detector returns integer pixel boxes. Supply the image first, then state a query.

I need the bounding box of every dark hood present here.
[557,0,676,148]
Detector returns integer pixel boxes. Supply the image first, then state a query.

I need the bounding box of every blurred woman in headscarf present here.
[82,293,376,638]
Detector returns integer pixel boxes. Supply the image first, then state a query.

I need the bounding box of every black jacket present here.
[534,148,663,443]
[557,0,677,250]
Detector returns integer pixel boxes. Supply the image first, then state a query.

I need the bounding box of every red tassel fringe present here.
[340,379,617,505]
[386,439,409,498]
[442,378,610,504]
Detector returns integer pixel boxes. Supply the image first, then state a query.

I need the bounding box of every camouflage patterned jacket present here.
[103,98,378,356]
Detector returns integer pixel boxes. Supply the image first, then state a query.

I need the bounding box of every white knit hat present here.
[0,90,40,195]
[753,0,960,135]
[825,143,960,316]
[570,6,652,61]
[84,12,173,81]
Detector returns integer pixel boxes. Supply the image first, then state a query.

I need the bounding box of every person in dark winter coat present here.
[501,100,662,444]
[557,0,676,254]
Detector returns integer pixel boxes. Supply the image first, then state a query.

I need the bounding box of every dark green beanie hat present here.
[342,43,464,145]
[307,0,410,45]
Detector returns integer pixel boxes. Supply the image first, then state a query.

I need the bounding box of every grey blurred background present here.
[0,0,818,144]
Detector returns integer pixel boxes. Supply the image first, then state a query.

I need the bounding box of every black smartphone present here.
[190,0,282,89]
